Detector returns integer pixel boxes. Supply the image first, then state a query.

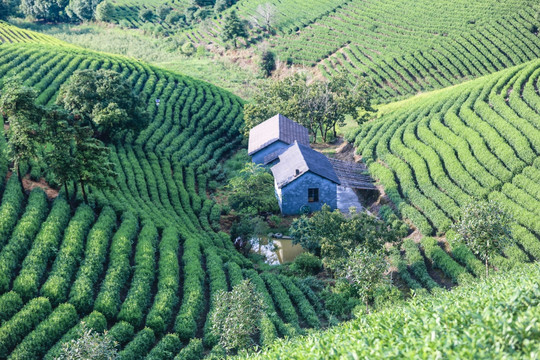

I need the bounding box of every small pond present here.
[251,237,305,265]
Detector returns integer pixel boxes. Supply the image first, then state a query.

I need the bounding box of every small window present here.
[308,188,319,202]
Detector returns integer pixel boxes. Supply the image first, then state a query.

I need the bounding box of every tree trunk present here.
[16,162,23,187]
[365,299,369,314]
[485,257,489,278]
[80,180,88,204]
[63,182,70,202]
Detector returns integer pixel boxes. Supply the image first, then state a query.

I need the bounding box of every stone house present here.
[248,114,310,165]
[271,141,340,215]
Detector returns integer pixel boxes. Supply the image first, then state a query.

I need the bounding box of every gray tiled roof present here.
[271,142,340,188]
[248,114,310,155]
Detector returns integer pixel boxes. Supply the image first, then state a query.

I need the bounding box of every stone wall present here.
[277,171,337,215]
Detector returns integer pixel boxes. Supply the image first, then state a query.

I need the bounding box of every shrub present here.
[146,334,182,360]
[117,327,155,360]
[291,253,322,276]
[174,338,203,360]
[0,291,23,323]
[10,303,79,360]
[139,8,153,22]
[211,280,266,353]
[0,297,52,358]
[182,42,196,56]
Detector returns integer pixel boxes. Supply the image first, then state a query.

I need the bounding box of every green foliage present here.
[244,71,374,142]
[222,10,247,47]
[259,50,275,78]
[154,4,170,20]
[10,303,79,360]
[452,200,513,277]
[67,0,101,21]
[290,253,322,276]
[57,69,148,140]
[211,280,266,353]
[290,204,399,269]
[138,8,152,22]
[56,322,118,360]
[0,78,43,181]
[0,291,23,323]
[117,327,155,360]
[20,0,65,22]
[227,162,279,215]
[237,264,540,359]
[146,334,182,360]
[0,297,52,358]
[181,41,196,56]
[174,338,203,360]
[95,1,114,21]
[334,248,390,310]
[421,237,473,285]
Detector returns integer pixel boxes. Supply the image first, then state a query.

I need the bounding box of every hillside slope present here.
[185,0,539,102]
[348,59,540,263]
[0,24,329,358]
[238,264,540,359]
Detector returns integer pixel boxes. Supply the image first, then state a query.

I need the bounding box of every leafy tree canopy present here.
[290,204,404,269]
[227,162,279,216]
[94,0,113,22]
[244,71,374,143]
[334,247,390,311]
[57,322,118,359]
[67,0,102,21]
[222,10,248,47]
[20,0,65,21]
[452,200,513,277]
[211,280,266,353]
[57,69,148,140]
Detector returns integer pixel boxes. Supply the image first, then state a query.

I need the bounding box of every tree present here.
[67,0,101,21]
[0,78,43,185]
[227,162,279,215]
[41,106,77,200]
[259,50,275,77]
[70,123,116,203]
[138,7,152,22]
[244,71,374,142]
[211,280,265,353]
[0,0,10,20]
[155,4,170,20]
[249,3,276,33]
[56,69,148,140]
[94,0,113,22]
[56,322,118,359]
[334,247,389,312]
[222,10,247,48]
[20,0,65,21]
[290,205,403,268]
[452,200,512,277]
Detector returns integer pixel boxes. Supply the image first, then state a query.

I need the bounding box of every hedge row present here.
[117,222,158,328]
[9,302,78,360]
[94,212,139,320]
[146,227,180,335]
[41,204,95,305]
[69,207,117,314]
[0,297,52,357]
[12,198,70,301]
[0,188,48,293]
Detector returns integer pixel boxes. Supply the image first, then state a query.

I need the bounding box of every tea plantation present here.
[0,23,329,359]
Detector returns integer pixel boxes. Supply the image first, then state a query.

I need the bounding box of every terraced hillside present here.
[348,59,540,276]
[0,21,65,45]
[238,263,540,359]
[0,24,329,359]
[184,0,538,102]
[108,0,191,29]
